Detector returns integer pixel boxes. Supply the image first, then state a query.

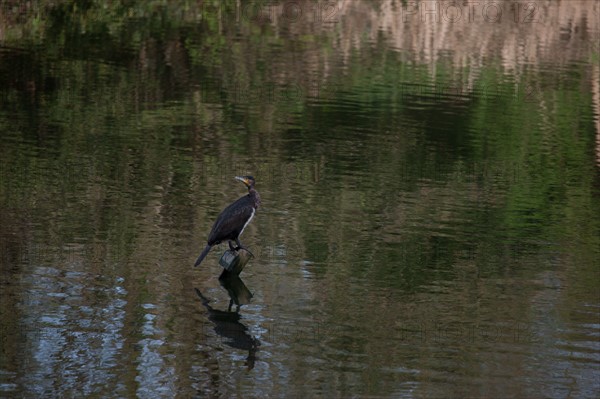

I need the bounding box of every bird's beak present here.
[235,176,248,185]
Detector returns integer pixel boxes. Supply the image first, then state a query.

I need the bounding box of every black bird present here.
[194,176,260,267]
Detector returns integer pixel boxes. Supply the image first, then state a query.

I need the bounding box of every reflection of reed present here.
[264,0,598,84]
[593,64,600,167]
[333,0,597,71]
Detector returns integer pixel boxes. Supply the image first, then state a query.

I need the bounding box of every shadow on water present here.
[194,275,259,370]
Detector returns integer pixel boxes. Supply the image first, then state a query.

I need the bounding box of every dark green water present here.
[1,1,599,398]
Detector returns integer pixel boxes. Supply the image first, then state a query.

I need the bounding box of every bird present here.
[194,176,260,267]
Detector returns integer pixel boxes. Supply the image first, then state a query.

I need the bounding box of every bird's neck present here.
[248,187,260,209]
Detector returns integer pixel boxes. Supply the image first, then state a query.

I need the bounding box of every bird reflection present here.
[194,280,259,370]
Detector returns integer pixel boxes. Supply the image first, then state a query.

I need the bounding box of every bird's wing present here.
[208,196,254,244]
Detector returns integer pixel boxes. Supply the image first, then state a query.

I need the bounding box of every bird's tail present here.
[194,244,212,267]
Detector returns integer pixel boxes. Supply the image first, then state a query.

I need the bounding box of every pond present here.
[1,1,599,398]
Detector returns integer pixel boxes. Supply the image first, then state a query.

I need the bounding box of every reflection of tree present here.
[1,0,596,292]
[2,1,597,89]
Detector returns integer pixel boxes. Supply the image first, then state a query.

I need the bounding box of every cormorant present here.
[194,176,260,267]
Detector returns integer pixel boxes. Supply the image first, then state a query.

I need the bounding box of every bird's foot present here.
[235,245,254,257]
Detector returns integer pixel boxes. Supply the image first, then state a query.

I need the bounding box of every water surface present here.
[1,1,599,398]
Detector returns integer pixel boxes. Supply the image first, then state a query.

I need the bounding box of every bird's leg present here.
[228,240,236,251]
[235,238,254,257]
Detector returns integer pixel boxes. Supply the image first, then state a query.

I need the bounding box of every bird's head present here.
[235,175,255,188]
